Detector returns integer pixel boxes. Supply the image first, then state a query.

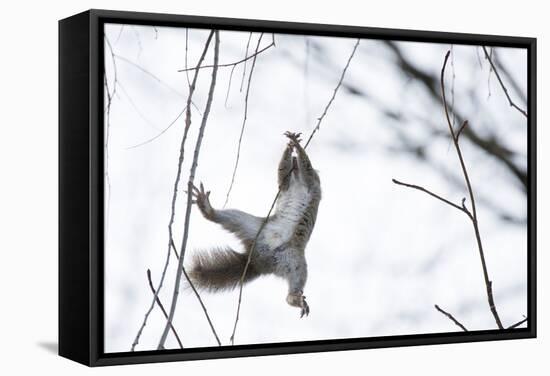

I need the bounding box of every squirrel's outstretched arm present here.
[192,183,264,243]
[278,142,293,191]
[284,132,320,192]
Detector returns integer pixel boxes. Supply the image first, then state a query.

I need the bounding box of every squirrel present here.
[188,131,321,317]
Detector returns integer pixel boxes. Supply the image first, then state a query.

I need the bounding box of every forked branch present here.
[131,31,217,351]
[157,30,221,350]
[147,269,184,348]
[392,50,505,330]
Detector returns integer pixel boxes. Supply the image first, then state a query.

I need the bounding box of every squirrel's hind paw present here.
[287,292,310,318]
[300,296,310,318]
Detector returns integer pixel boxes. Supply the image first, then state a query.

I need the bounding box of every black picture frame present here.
[59,8,537,367]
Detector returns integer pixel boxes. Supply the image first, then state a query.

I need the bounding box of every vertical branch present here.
[440,51,504,329]
[131,31,215,351]
[392,50,511,330]
[158,30,221,350]
[240,33,253,92]
[229,39,360,344]
[103,35,117,248]
[223,34,264,208]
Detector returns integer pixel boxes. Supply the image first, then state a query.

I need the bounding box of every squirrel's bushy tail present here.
[187,247,260,292]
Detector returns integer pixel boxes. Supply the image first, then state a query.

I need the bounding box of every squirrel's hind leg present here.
[283,253,310,318]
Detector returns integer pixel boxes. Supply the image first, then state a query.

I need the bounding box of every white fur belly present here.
[261,178,311,249]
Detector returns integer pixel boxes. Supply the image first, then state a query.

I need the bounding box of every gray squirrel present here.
[188,131,321,317]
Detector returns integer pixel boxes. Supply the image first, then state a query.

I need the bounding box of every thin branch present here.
[223,34,264,208]
[229,39,360,345]
[441,50,504,329]
[146,269,184,348]
[185,28,191,88]
[482,46,528,118]
[383,41,527,190]
[392,178,472,219]
[131,31,215,351]
[115,25,125,44]
[115,54,202,115]
[158,30,221,350]
[131,25,143,58]
[125,105,188,149]
[493,53,527,104]
[115,54,183,99]
[487,47,494,98]
[169,239,221,345]
[230,189,281,345]
[434,304,468,331]
[456,120,468,141]
[178,35,274,72]
[224,64,237,108]
[304,39,360,148]
[507,317,528,329]
[103,34,117,264]
[240,33,253,92]
[117,81,161,131]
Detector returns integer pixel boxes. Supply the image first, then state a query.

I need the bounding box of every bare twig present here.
[131,25,143,58]
[146,269,184,348]
[240,33,253,92]
[434,304,468,331]
[441,51,504,329]
[304,39,360,148]
[224,64,237,107]
[229,39,360,344]
[507,317,528,329]
[184,28,191,88]
[456,120,468,141]
[487,47,493,98]
[115,54,185,99]
[229,189,281,345]
[392,179,472,219]
[178,35,274,72]
[393,50,504,330]
[103,35,117,259]
[223,34,264,208]
[115,25,125,44]
[493,53,527,104]
[482,46,528,118]
[158,30,221,350]
[169,239,221,345]
[117,81,160,131]
[450,45,456,129]
[383,41,527,190]
[126,105,188,149]
[131,31,216,351]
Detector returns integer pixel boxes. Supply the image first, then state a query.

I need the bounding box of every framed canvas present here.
[58,9,537,366]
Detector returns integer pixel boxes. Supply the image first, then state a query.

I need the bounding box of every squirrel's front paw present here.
[191,182,214,219]
[284,131,302,145]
